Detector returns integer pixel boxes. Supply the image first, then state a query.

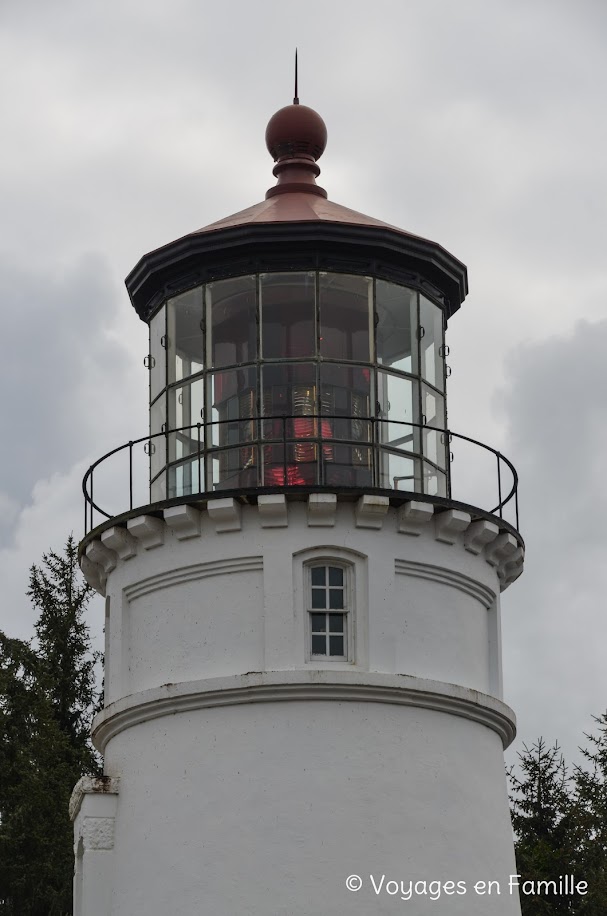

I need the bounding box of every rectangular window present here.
[308,564,348,659]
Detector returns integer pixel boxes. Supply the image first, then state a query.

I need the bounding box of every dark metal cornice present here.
[125,221,468,323]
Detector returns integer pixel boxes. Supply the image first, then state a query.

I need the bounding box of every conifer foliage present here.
[509,723,607,914]
[0,536,100,915]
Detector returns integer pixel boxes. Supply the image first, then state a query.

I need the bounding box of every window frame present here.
[305,560,353,663]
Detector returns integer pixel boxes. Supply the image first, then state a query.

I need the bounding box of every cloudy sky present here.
[1,0,606,767]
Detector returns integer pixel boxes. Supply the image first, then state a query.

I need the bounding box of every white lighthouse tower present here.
[74,98,524,915]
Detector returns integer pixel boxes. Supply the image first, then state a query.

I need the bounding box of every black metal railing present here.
[82,415,519,536]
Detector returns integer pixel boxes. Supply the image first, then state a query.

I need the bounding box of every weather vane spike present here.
[294,48,299,105]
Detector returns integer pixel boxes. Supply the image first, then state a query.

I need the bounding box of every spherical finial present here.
[265,104,328,162]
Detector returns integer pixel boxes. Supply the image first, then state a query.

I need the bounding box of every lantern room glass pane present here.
[378,450,421,492]
[261,363,317,437]
[376,281,418,374]
[210,367,257,448]
[422,384,447,469]
[423,461,447,497]
[168,378,205,462]
[167,286,203,384]
[420,295,445,391]
[260,272,316,359]
[149,306,166,402]
[208,276,257,369]
[209,446,258,492]
[319,273,372,362]
[377,370,419,453]
[320,364,371,442]
[150,395,166,480]
[168,457,203,499]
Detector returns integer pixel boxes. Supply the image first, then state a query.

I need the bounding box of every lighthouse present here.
[74,96,524,915]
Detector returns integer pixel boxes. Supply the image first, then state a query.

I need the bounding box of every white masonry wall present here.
[78,493,524,916]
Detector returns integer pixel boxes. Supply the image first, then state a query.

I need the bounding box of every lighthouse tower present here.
[74,98,524,915]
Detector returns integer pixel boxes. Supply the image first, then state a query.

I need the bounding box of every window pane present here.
[150,473,166,503]
[377,370,419,452]
[329,590,344,610]
[424,462,448,497]
[311,613,326,632]
[329,614,344,632]
[149,306,166,401]
[420,296,445,391]
[323,445,373,488]
[168,379,205,461]
[209,445,259,492]
[210,367,257,448]
[150,396,167,479]
[312,635,326,655]
[261,363,316,436]
[311,589,326,609]
[261,272,316,359]
[311,567,326,586]
[329,636,344,656]
[378,450,422,492]
[208,276,256,369]
[328,567,343,586]
[320,364,371,441]
[376,281,418,374]
[167,287,203,383]
[422,385,447,469]
[320,273,371,362]
[168,458,203,499]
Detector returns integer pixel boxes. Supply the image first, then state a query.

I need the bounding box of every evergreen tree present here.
[573,714,607,914]
[509,739,581,914]
[0,536,100,915]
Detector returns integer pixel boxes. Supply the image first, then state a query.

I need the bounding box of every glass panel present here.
[423,462,447,497]
[149,306,166,402]
[208,276,256,369]
[312,635,326,655]
[323,445,373,488]
[320,273,371,362]
[376,281,417,374]
[150,395,167,479]
[329,614,344,632]
[167,287,203,383]
[311,613,326,632]
[329,590,344,610]
[150,473,166,503]
[422,385,447,470]
[168,379,205,462]
[320,364,371,441]
[260,272,316,359]
[261,363,316,436]
[420,296,445,391]
[378,450,422,492]
[328,567,343,586]
[168,458,203,499]
[329,635,344,656]
[311,589,326,609]
[209,445,259,492]
[377,370,419,452]
[262,443,319,487]
[311,567,326,586]
[210,367,257,448]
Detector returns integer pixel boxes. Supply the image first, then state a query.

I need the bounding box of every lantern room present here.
[127,99,468,509]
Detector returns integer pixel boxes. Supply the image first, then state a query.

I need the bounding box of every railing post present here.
[197,423,202,494]
[282,416,288,486]
[90,472,94,533]
[496,453,503,518]
[129,441,133,511]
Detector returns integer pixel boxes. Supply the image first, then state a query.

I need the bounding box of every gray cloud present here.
[0,0,605,765]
